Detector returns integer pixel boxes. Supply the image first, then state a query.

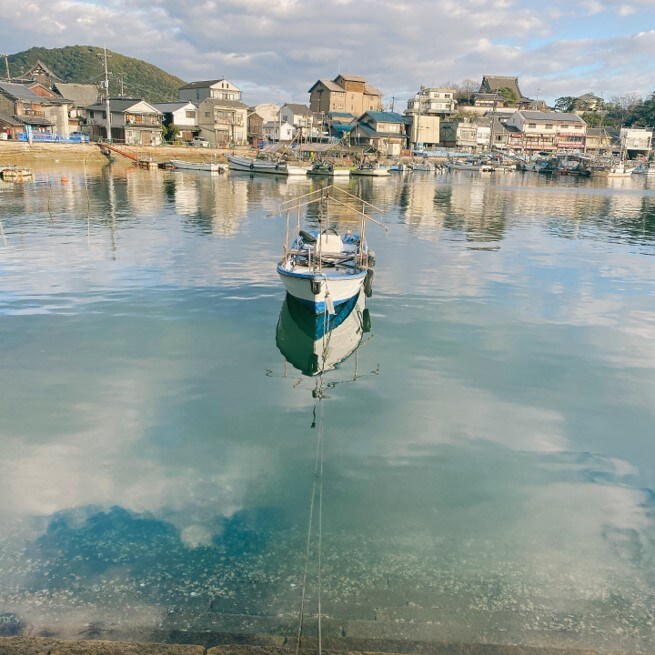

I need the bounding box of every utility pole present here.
[101,46,112,141]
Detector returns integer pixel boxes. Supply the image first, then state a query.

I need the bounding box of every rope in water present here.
[295,307,331,655]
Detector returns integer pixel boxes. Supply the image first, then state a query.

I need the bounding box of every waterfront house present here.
[584,127,612,156]
[152,101,198,143]
[178,79,241,104]
[53,83,99,134]
[505,111,586,153]
[262,120,294,143]
[0,81,69,139]
[251,104,280,123]
[620,127,652,158]
[86,98,163,144]
[439,120,478,151]
[404,87,456,150]
[309,74,382,116]
[197,97,248,146]
[247,111,264,146]
[349,111,407,156]
[0,112,22,140]
[280,103,314,141]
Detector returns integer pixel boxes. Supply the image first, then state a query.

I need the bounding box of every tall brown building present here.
[308,74,382,116]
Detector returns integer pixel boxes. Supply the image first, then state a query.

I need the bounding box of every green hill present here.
[6,46,186,103]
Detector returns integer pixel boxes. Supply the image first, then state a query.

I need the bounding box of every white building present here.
[179,79,242,104]
[263,120,295,142]
[505,111,586,152]
[620,127,652,157]
[404,87,456,149]
[152,101,198,142]
[280,103,314,140]
[252,103,280,123]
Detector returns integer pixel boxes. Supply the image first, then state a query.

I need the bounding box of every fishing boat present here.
[170,159,226,173]
[388,162,407,173]
[227,154,309,176]
[632,161,655,176]
[276,290,370,376]
[350,162,391,177]
[275,186,385,314]
[0,166,33,180]
[307,161,353,177]
[446,159,495,172]
[407,160,432,172]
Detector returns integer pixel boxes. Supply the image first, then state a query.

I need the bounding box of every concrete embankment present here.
[0,142,245,168]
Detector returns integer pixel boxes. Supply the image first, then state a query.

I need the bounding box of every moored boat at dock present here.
[170,159,226,172]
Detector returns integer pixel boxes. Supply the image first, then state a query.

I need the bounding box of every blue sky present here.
[3,0,655,107]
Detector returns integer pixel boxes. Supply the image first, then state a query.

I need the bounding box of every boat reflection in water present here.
[276,289,370,376]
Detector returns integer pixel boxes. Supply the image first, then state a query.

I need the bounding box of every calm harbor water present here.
[1,164,655,651]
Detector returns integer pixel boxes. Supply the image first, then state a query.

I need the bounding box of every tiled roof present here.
[152,101,195,112]
[336,74,367,82]
[363,111,407,124]
[0,82,47,102]
[308,79,344,93]
[200,98,248,109]
[0,111,22,126]
[87,98,161,113]
[519,111,585,123]
[54,83,99,106]
[283,103,313,116]
[179,79,225,89]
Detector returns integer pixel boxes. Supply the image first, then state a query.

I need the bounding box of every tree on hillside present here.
[554,96,577,112]
[627,93,655,127]
[580,112,605,127]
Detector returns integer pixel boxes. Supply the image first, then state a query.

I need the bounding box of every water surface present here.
[1,164,655,651]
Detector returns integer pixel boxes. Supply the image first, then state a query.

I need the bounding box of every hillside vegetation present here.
[7,46,186,103]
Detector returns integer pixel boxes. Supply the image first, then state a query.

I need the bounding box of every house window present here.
[545,124,553,129]
[185,110,195,119]
[561,124,568,129]
[527,123,537,129]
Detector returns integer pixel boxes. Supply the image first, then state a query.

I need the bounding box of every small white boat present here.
[350,163,391,177]
[408,161,432,172]
[227,154,309,176]
[307,161,353,177]
[170,159,225,173]
[446,159,495,172]
[275,186,385,314]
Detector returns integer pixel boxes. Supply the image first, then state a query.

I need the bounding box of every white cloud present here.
[3,0,655,105]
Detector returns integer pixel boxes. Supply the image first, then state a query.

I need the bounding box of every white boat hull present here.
[350,168,391,177]
[277,265,367,313]
[227,154,309,176]
[170,159,224,172]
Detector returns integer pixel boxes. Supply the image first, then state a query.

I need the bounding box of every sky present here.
[3,0,655,108]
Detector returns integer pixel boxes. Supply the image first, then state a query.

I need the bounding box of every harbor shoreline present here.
[0,142,248,167]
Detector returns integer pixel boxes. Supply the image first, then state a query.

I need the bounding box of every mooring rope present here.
[295,308,331,655]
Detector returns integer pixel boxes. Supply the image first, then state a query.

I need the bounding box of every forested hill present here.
[7,46,186,103]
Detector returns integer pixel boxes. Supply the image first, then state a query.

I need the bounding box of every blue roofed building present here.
[349,111,408,156]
